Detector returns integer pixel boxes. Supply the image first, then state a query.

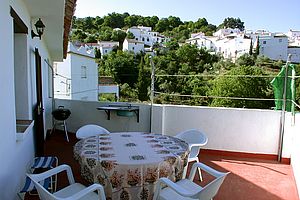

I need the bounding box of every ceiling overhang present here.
[23,0,76,61]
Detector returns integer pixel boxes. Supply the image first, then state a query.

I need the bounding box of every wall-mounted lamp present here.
[31,18,45,40]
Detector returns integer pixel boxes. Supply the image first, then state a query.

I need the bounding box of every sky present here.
[75,0,300,33]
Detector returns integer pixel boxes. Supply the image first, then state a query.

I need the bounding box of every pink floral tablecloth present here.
[74,132,189,200]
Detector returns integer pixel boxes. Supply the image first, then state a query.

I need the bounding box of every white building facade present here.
[97,41,119,57]
[123,38,145,54]
[256,33,289,61]
[54,43,98,101]
[187,28,296,62]
[127,26,170,47]
[215,34,251,60]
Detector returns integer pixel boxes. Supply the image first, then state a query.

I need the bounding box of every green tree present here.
[136,57,151,101]
[155,18,170,32]
[111,29,127,48]
[127,31,135,39]
[249,38,253,55]
[101,51,138,87]
[84,34,97,43]
[209,65,273,109]
[102,12,125,28]
[124,15,142,27]
[236,54,255,67]
[255,36,260,57]
[218,17,245,31]
[94,48,101,59]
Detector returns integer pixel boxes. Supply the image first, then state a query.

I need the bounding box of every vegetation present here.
[71,13,299,110]
[218,17,245,31]
[70,13,218,44]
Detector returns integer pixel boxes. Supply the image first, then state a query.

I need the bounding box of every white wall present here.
[151,104,295,157]
[288,47,300,63]
[53,100,296,158]
[70,53,98,101]
[0,1,35,199]
[291,113,300,199]
[54,55,71,99]
[98,85,119,99]
[54,52,98,101]
[259,36,288,61]
[0,0,59,198]
[54,99,151,133]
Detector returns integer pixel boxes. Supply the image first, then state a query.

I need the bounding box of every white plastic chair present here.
[27,164,106,200]
[153,162,229,200]
[19,156,58,198]
[76,124,110,139]
[175,129,208,180]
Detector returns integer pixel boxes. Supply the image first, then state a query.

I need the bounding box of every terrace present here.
[25,98,300,199]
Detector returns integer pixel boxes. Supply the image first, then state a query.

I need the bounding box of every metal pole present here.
[150,55,155,132]
[278,54,292,162]
[150,56,155,104]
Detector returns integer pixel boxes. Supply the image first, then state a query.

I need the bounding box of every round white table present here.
[74,132,189,200]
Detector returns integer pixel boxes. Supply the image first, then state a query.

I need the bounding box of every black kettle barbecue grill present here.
[51,106,71,142]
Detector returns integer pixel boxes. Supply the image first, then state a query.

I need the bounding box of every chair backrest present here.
[76,124,110,139]
[195,172,229,200]
[175,129,208,158]
[27,174,58,200]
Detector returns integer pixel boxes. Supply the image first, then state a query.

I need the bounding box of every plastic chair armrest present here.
[66,184,105,200]
[28,164,75,185]
[188,162,228,180]
[155,177,196,198]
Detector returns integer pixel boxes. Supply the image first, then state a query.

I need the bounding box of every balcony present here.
[31,99,300,199]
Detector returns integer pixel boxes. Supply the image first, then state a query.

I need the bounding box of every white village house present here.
[123,38,145,54]
[287,29,300,63]
[0,0,76,198]
[253,32,289,61]
[127,26,170,47]
[54,42,98,101]
[187,28,299,63]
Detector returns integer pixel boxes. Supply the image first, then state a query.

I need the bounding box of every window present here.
[279,39,282,43]
[132,47,135,50]
[263,41,266,44]
[142,37,145,41]
[81,66,87,79]
[135,38,138,41]
[147,38,149,42]
[11,7,31,120]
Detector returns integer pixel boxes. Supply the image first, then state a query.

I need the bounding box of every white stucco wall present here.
[291,113,300,199]
[54,99,151,134]
[54,51,98,101]
[70,53,98,101]
[53,99,296,159]
[259,36,288,61]
[54,55,72,99]
[0,0,60,198]
[288,47,300,63]
[151,104,295,158]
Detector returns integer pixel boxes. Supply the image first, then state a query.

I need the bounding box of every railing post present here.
[150,55,155,132]
[278,54,292,162]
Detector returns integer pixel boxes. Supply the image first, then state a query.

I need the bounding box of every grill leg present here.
[50,121,56,135]
[63,120,69,142]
